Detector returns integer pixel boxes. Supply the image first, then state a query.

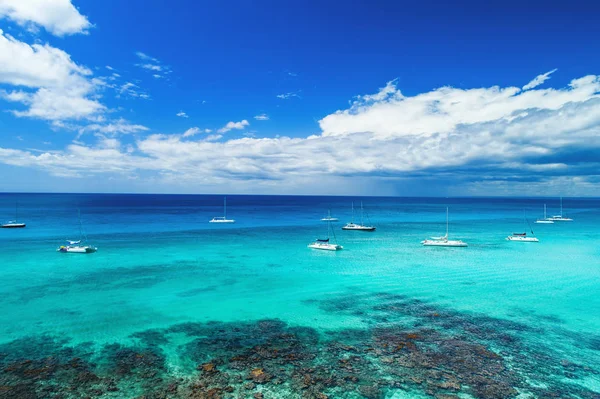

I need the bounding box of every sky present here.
[0,0,599,196]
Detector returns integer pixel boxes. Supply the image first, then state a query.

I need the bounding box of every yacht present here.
[534,204,554,224]
[57,210,97,254]
[321,209,339,222]
[507,214,539,242]
[309,218,343,251]
[342,202,375,231]
[210,197,235,223]
[1,203,26,228]
[422,207,467,247]
[546,197,573,221]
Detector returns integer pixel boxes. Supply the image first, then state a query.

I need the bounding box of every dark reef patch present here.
[1,292,599,398]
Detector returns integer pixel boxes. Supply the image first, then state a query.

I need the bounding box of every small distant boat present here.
[507,213,539,242]
[309,218,343,251]
[534,204,554,224]
[321,209,338,222]
[1,202,26,228]
[546,197,573,222]
[57,209,97,254]
[342,202,375,231]
[209,197,235,223]
[422,207,467,247]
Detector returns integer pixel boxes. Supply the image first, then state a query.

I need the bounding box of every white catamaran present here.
[210,197,235,223]
[534,204,554,224]
[507,213,539,242]
[309,218,343,251]
[546,197,573,222]
[342,202,375,231]
[422,207,467,247]
[1,202,26,228]
[57,209,97,253]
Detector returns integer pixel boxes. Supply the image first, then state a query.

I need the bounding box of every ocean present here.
[0,193,599,398]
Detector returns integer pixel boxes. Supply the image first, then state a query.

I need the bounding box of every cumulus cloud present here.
[254,114,269,121]
[134,51,171,78]
[523,69,558,90]
[0,29,106,121]
[77,118,149,136]
[176,111,188,118]
[1,72,600,195]
[218,119,249,133]
[0,0,92,36]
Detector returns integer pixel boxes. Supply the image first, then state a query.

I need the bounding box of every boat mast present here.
[360,202,364,226]
[560,197,563,216]
[224,197,227,219]
[446,207,449,238]
[15,202,18,222]
[351,202,354,223]
[544,204,547,219]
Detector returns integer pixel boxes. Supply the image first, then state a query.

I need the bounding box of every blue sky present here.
[0,0,599,195]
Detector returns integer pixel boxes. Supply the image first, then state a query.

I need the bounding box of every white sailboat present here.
[342,202,376,231]
[309,218,343,251]
[546,197,573,221]
[321,209,338,222]
[422,207,467,247]
[210,197,235,223]
[534,204,554,224]
[57,209,97,253]
[507,214,539,242]
[1,202,26,228]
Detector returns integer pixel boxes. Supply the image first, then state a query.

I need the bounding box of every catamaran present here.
[1,202,26,228]
[421,207,467,247]
[210,197,235,223]
[321,209,339,222]
[342,202,375,231]
[507,214,539,242]
[534,204,554,224]
[309,218,343,251]
[57,209,97,253]
[546,197,573,221]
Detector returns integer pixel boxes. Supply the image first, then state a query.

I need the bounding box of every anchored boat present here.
[342,202,375,231]
[422,207,468,247]
[2,202,25,228]
[57,209,97,254]
[210,197,235,223]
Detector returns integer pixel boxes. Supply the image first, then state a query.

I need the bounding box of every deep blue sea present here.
[1,193,599,398]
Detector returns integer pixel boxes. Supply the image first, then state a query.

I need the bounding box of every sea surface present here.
[0,193,599,398]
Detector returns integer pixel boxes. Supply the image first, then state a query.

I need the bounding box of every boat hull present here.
[209,219,235,223]
[421,240,467,247]
[342,225,376,231]
[57,246,97,253]
[534,220,554,224]
[547,217,573,222]
[308,243,343,251]
[1,223,26,228]
[321,218,339,222]
[506,236,539,242]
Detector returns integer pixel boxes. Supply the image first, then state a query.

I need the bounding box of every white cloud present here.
[118,82,149,99]
[218,119,249,133]
[0,29,104,121]
[1,72,600,195]
[254,114,269,121]
[176,111,188,118]
[152,74,161,79]
[0,0,92,36]
[78,118,149,136]
[139,63,162,71]
[523,68,558,90]
[105,65,115,71]
[276,91,300,99]
[135,51,159,63]
[182,127,211,138]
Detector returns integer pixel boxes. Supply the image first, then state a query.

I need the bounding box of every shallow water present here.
[0,194,599,398]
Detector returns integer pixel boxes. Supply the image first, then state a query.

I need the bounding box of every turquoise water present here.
[1,194,599,398]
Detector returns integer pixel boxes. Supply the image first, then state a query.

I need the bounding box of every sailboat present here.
[421,207,467,247]
[546,197,573,221]
[1,202,26,228]
[309,218,343,251]
[342,202,375,231]
[209,197,235,223]
[321,209,338,222]
[57,209,97,253]
[507,213,539,242]
[534,204,554,224]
